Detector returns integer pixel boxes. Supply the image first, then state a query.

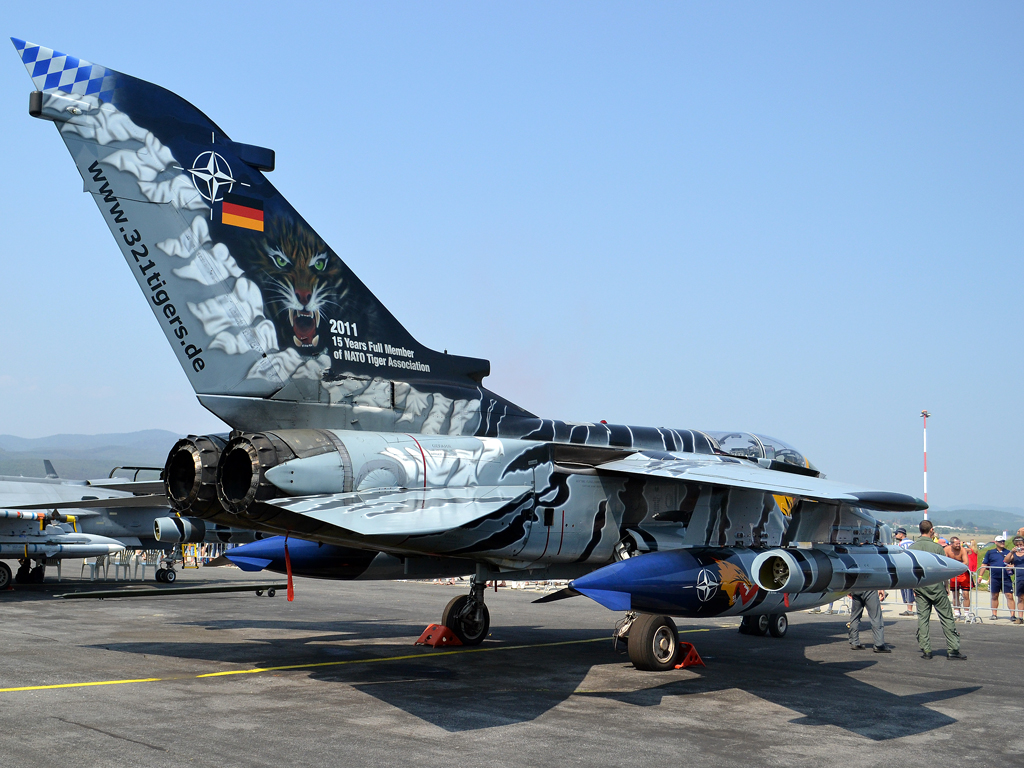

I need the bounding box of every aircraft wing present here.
[270,485,533,537]
[7,495,170,510]
[596,453,925,512]
[87,480,167,495]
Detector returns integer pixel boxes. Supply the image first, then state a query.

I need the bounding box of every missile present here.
[567,545,968,617]
[0,510,48,521]
[0,532,125,559]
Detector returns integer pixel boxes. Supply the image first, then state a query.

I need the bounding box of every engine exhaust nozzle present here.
[216,433,296,515]
[163,435,226,514]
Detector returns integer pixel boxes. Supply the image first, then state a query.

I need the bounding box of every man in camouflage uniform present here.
[911,520,966,660]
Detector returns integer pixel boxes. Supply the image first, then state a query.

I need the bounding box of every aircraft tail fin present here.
[43,460,58,479]
[13,39,505,433]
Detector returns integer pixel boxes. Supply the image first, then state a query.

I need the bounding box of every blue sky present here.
[0,3,1021,508]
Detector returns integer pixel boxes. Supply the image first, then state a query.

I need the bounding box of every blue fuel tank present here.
[223,536,379,580]
[569,545,967,618]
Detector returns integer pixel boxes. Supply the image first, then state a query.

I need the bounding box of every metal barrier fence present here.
[182,542,228,568]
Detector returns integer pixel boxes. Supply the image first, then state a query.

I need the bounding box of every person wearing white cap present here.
[980,535,1013,620]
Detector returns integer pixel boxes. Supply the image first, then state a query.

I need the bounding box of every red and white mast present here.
[921,410,931,520]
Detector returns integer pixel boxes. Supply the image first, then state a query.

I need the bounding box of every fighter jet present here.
[11,39,963,666]
[0,462,261,586]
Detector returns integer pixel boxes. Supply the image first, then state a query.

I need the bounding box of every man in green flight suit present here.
[911,520,967,660]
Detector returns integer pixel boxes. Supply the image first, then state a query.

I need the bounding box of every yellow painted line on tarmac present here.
[0,628,710,693]
[0,677,165,693]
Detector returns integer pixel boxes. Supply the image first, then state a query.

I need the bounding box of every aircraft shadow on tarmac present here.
[578,658,980,742]
[91,619,980,737]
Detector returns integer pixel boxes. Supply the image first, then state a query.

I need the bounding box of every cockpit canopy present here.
[705,431,818,473]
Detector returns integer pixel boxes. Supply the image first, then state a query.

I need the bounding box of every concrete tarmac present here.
[1,566,1019,768]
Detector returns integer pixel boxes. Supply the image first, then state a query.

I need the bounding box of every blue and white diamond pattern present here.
[11,38,119,103]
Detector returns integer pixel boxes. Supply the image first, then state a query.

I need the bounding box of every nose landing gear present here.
[441,569,490,645]
[628,614,680,671]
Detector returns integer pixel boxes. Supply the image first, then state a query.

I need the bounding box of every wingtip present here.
[850,491,929,513]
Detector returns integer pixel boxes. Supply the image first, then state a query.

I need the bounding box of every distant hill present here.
[0,430,181,480]
[882,507,1024,535]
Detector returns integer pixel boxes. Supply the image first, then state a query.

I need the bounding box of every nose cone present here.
[78,533,126,552]
[571,550,705,613]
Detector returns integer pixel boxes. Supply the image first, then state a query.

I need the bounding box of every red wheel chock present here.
[415,624,463,648]
[674,641,705,669]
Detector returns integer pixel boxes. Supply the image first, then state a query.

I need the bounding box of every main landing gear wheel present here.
[628,614,680,671]
[157,568,176,583]
[767,613,788,638]
[442,594,490,645]
[739,615,770,636]
[0,561,11,589]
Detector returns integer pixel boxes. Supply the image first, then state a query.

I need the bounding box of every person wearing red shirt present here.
[944,537,972,618]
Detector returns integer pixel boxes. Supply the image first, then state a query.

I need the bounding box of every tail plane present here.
[12,39,515,434]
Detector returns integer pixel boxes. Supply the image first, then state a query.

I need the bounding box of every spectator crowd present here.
[839,521,1024,661]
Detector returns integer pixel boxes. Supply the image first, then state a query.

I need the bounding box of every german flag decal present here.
[221,192,264,231]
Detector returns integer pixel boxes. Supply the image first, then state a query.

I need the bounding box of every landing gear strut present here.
[441,566,491,645]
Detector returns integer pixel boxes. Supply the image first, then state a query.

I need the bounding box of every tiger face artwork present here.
[251,217,346,353]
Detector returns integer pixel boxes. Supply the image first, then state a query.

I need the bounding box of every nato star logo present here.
[188,150,235,202]
[695,568,719,602]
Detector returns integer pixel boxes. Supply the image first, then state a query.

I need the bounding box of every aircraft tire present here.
[628,614,679,671]
[268,589,276,597]
[753,614,770,636]
[155,569,166,582]
[768,613,788,638]
[442,595,490,646]
[163,569,176,584]
[0,561,11,589]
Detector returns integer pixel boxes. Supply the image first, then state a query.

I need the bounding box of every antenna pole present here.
[921,410,931,520]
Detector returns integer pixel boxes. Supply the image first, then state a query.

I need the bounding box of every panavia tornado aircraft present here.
[0,462,263,587]
[11,39,966,668]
